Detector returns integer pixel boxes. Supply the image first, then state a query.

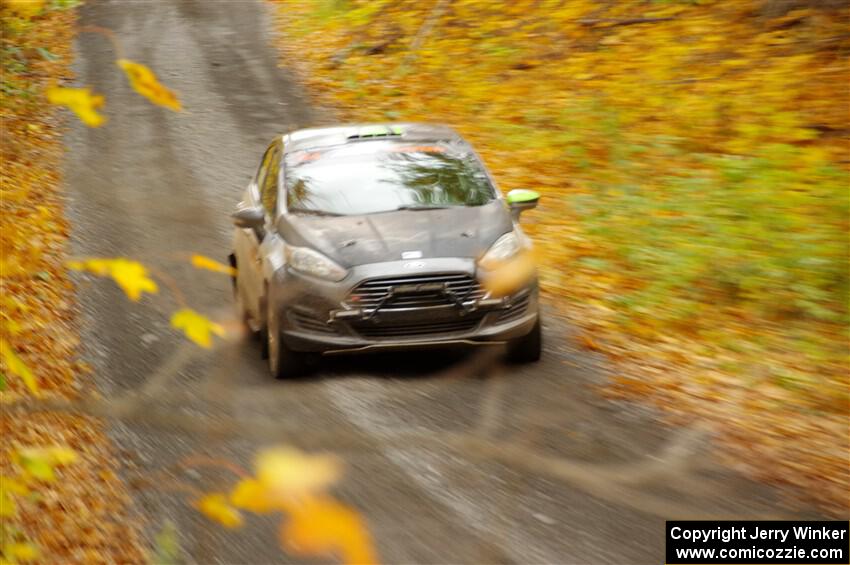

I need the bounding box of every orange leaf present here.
[116,59,181,111]
[280,496,378,565]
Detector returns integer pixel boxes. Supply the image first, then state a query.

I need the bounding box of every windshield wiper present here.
[289,208,344,217]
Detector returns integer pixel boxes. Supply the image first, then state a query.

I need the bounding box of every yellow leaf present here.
[13,446,77,482]
[0,490,17,518]
[10,445,77,483]
[116,59,181,111]
[479,252,537,298]
[2,542,39,562]
[280,496,378,565]
[109,259,159,301]
[0,339,38,396]
[0,477,29,497]
[170,308,224,348]
[191,254,237,277]
[43,445,78,466]
[230,478,275,514]
[4,0,44,18]
[196,493,243,529]
[0,477,28,518]
[256,447,341,503]
[68,258,158,301]
[45,86,106,127]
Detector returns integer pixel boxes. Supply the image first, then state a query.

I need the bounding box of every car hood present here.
[278,200,513,268]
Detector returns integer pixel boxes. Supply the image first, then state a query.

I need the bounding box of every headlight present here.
[285,245,348,281]
[478,231,522,270]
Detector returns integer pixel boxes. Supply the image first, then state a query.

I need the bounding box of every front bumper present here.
[269,257,539,355]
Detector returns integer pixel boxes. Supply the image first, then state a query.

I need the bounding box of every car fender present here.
[261,234,285,280]
[260,234,287,319]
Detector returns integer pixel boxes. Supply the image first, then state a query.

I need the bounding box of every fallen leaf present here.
[2,542,39,562]
[4,0,44,18]
[0,476,29,518]
[0,339,38,395]
[14,445,77,482]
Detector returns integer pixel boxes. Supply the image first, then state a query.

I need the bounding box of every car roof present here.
[284,123,464,153]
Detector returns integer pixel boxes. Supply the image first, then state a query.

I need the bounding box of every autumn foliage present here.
[273,0,849,513]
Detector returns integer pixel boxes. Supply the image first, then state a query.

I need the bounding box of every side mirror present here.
[506,189,540,221]
[232,205,265,229]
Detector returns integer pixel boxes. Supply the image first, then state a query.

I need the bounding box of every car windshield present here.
[284,141,496,216]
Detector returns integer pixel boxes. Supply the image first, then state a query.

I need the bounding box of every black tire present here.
[507,317,542,363]
[266,299,306,379]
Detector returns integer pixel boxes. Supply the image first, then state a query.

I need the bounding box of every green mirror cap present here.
[356,124,403,137]
[506,189,540,204]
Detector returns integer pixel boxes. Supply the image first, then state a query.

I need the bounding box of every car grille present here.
[352,315,483,339]
[346,273,486,311]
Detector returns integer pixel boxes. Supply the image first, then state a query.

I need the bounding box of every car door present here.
[235,142,279,322]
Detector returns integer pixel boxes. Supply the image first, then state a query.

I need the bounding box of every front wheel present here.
[266,300,307,379]
[506,317,542,363]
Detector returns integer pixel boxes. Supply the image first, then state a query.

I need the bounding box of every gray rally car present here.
[229,123,541,378]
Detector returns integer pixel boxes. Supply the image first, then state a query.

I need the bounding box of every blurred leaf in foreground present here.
[226,446,377,564]
[196,493,243,529]
[170,308,224,348]
[191,254,237,277]
[281,495,378,565]
[68,258,159,301]
[45,86,106,127]
[116,59,181,111]
[231,447,341,512]
[255,447,341,502]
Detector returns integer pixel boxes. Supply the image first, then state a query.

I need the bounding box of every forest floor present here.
[271,0,849,515]
[0,3,146,562]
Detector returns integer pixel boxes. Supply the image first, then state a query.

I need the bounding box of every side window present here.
[260,146,281,217]
[255,146,274,191]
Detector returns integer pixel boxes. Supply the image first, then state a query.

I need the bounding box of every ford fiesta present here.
[229,123,541,378]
